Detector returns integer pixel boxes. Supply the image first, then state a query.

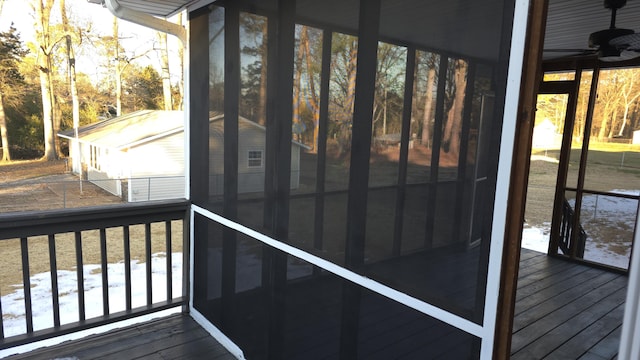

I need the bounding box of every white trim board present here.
[479,0,530,357]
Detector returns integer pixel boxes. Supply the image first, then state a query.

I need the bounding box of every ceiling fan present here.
[546,0,640,62]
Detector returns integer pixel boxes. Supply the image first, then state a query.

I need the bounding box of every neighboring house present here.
[59,110,184,202]
[531,118,560,149]
[59,110,306,202]
[208,113,307,195]
[634,129,640,145]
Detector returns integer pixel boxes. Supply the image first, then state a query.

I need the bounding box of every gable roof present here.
[59,110,310,151]
[58,110,184,150]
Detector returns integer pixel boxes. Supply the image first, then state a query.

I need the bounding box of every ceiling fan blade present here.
[544,49,595,53]
[610,33,640,51]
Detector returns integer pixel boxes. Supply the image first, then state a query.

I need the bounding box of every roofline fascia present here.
[57,135,121,152]
[58,125,184,151]
[117,127,185,150]
[104,0,187,45]
[186,0,217,12]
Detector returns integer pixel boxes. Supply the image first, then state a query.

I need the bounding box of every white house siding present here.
[129,176,185,202]
[128,132,186,202]
[208,121,303,196]
[290,146,300,189]
[78,142,91,174]
[209,126,224,196]
[88,168,122,197]
[68,140,81,174]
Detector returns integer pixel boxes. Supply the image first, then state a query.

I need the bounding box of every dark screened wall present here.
[190,0,515,358]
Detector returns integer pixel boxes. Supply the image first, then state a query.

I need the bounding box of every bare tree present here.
[106,17,155,116]
[327,34,358,156]
[113,17,123,116]
[595,72,622,141]
[616,68,640,137]
[59,0,83,184]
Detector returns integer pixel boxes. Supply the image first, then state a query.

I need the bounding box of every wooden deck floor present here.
[512,249,627,360]
[2,314,236,360]
[0,249,627,359]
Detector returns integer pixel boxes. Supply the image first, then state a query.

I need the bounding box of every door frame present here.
[540,78,581,258]
[495,0,640,358]
[493,0,548,358]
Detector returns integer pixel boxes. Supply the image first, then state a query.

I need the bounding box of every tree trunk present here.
[114,17,122,116]
[257,21,268,125]
[177,13,185,111]
[410,53,420,138]
[40,55,56,160]
[61,0,80,171]
[619,90,640,137]
[302,27,320,152]
[608,107,618,139]
[597,102,610,141]
[292,26,305,142]
[339,40,358,154]
[35,0,57,161]
[159,31,172,110]
[346,41,358,119]
[421,55,437,147]
[442,59,467,155]
[0,91,10,162]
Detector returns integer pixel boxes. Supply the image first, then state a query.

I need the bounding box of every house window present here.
[90,145,99,170]
[247,150,263,168]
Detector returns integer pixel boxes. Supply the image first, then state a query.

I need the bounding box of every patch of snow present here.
[521,224,550,253]
[0,253,183,358]
[530,154,559,163]
[522,190,637,270]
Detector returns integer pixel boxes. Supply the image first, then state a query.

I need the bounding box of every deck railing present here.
[558,198,587,258]
[0,201,189,349]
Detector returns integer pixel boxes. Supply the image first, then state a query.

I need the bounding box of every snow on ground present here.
[0,253,183,358]
[521,224,551,253]
[522,189,637,269]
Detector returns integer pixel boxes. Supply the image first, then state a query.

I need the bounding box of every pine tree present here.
[0,24,29,162]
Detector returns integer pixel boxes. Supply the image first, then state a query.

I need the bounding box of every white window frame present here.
[247,150,263,168]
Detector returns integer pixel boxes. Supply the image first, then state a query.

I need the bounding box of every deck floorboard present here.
[512,249,628,359]
[0,249,627,359]
[2,314,235,360]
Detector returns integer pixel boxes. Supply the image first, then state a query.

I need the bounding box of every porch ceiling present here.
[544,0,640,61]
[103,0,201,18]
[116,0,640,63]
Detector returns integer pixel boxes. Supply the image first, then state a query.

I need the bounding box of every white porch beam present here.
[103,0,187,44]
